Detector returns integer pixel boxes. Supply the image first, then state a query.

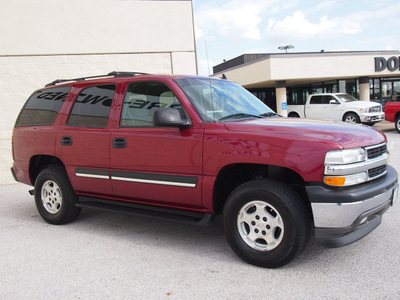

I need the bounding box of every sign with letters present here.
[375,57,400,72]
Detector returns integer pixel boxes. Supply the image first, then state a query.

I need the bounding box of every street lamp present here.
[278,45,294,53]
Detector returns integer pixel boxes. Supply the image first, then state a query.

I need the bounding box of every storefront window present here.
[345,79,358,98]
[381,81,392,99]
[393,81,400,102]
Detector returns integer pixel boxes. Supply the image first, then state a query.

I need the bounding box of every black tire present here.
[223,179,310,268]
[34,166,81,225]
[343,112,360,124]
[396,116,400,133]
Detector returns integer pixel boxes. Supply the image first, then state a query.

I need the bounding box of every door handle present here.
[112,137,127,148]
[61,136,73,146]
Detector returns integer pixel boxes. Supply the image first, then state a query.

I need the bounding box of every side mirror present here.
[329,99,340,105]
[153,108,191,128]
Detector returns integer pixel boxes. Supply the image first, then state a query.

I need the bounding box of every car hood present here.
[223,117,386,149]
[344,101,381,108]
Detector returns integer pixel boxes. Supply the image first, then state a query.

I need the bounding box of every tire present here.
[34,166,81,225]
[396,116,400,133]
[223,179,310,268]
[343,112,360,124]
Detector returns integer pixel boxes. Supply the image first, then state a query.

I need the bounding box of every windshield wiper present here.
[259,112,279,118]
[219,113,262,121]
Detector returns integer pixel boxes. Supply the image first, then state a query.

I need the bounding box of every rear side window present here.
[15,86,71,127]
[67,84,116,128]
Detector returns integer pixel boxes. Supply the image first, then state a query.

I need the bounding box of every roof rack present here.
[45,71,148,87]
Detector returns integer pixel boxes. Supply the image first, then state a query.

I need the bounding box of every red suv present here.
[12,72,399,268]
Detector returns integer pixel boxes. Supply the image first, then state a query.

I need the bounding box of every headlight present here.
[325,148,366,165]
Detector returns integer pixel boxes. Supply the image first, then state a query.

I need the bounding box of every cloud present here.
[266,11,362,42]
[197,59,214,76]
[194,0,281,40]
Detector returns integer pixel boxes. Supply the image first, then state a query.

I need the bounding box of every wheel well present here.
[288,112,300,118]
[213,164,308,215]
[395,111,400,119]
[342,111,358,120]
[29,155,66,184]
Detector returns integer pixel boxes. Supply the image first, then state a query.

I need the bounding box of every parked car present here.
[384,102,400,133]
[11,72,399,268]
[288,93,385,125]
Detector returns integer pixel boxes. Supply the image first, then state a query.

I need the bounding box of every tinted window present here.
[15,86,71,127]
[67,85,116,128]
[120,82,182,127]
[309,96,323,104]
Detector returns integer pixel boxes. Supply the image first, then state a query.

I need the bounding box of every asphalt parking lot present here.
[1,121,399,299]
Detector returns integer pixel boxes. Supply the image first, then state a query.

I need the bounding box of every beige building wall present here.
[0,0,197,185]
[214,51,400,88]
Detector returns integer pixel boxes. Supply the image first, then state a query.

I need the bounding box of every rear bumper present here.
[307,166,398,247]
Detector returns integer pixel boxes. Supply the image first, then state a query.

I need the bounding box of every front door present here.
[110,81,204,209]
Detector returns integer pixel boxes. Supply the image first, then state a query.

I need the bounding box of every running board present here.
[76,196,215,227]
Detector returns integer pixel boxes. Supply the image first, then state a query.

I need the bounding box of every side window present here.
[120,82,182,127]
[309,96,323,104]
[67,84,116,128]
[15,86,71,127]
[321,96,332,104]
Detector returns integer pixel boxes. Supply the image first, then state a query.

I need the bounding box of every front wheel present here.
[223,179,310,268]
[396,116,400,133]
[343,112,360,123]
[34,166,81,224]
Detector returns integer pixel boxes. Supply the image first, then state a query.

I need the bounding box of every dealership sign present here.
[375,57,400,72]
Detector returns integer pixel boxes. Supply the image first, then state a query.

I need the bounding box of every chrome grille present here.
[369,165,387,178]
[369,106,382,113]
[367,144,387,159]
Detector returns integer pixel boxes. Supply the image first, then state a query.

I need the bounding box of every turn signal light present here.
[324,176,346,186]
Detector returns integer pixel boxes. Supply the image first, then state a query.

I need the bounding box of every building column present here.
[359,77,370,101]
[275,81,288,117]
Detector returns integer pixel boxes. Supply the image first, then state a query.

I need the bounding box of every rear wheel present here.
[343,112,360,123]
[223,179,310,268]
[396,116,400,133]
[34,166,81,224]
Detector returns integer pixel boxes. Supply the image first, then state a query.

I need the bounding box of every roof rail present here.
[45,71,148,87]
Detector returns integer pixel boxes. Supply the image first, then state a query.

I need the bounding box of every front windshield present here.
[175,78,275,122]
[337,94,358,102]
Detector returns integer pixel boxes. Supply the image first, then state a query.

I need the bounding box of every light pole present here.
[278,45,294,53]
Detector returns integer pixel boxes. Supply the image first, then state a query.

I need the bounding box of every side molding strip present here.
[111,170,199,188]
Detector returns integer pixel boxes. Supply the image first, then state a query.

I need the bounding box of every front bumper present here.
[360,112,385,123]
[307,166,398,247]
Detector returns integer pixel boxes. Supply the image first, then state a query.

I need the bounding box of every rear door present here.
[110,80,204,209]
[56,83,121,197]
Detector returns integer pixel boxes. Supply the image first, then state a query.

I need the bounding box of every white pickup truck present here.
[287,93,385,125]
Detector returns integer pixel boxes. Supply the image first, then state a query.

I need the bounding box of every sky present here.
[192,0,400,75]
